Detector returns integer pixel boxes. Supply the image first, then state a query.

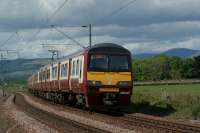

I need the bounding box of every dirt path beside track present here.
[0,93,20,133]
[4,94,60,133]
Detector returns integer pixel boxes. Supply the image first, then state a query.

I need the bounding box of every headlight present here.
[117,81,132,88]
[87,80,102,87]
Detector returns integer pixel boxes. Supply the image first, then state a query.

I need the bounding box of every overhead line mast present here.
[82,24,92,48]
[41,44,73,61]
[0,49,20,59]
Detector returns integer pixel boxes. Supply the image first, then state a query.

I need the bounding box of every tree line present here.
[133,55,200,81]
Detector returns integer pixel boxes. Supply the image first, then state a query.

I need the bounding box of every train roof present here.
[51,43,130,62]
[87,43,130,54]
[35,43,131,73]
[88,43,126,50]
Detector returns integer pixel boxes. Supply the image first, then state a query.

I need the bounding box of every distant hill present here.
[134,53,156,59]
[192,51,200,58]
[163,48,199,58]
[0,58,50,80]
[134,48,200,59]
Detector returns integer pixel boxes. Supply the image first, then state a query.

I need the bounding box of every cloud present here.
[0,0,200,59]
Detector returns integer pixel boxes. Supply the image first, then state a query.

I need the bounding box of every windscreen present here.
[88,54,130,72]
[89,55,108,71]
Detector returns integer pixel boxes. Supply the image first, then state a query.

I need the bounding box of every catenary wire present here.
[93,0,137,25]
[27,0,70,47]
[0,32,17,49]
[51,25,86,49]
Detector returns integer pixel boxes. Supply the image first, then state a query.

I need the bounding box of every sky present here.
[0,0,200,59]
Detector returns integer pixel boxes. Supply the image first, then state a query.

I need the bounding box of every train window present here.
[72,61,76,76]
[79,60,82,79]
[34,74,38,83]
[52,66,58,79]
[76,60,80,76]
[71,62,73,75]
[61,64,65,77]
[61,63,68,78]
[42,71,46,81]
[39,72,42,81]
[66,63,68,77]
[89,55,108,71]
[88,55,130,72]
[45,70,48,80]
[47,69,50,80]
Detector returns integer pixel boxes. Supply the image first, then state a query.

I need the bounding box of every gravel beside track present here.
[20,92,135,133]
[20,91,200,133]
[14,93,106,133]
[6,94,61,133]
[0,93,22,133]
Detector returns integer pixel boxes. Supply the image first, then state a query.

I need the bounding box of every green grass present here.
[0,80,26,92]
[131,84,200,120]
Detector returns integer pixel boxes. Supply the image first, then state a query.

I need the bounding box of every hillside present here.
[134,48,200,59]
[0,58,50,80]
[163,48,199,57]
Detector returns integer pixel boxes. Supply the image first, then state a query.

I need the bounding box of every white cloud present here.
[0,0,200,59]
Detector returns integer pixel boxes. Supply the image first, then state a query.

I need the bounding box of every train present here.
[28,43,133,110]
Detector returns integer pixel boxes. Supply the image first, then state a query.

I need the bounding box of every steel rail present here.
[121,114,200,133]
[13,93,107,133]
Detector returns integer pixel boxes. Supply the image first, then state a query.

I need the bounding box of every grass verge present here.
[131,84,200,120]
[0,80,26,93]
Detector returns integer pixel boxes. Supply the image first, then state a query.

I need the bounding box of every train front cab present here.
[85,43,133,110]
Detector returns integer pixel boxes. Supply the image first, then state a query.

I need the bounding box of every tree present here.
[180,58,196,79]
[194,56,200,78]
[169,57,182,79]
[133,55,199,81]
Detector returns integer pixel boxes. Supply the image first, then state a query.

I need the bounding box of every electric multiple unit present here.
[28,43,133,110]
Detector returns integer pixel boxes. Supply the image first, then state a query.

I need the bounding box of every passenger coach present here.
[28,43,133,110]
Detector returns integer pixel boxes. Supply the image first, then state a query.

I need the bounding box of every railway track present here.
[119,114,200,133]
[60,104,200,133]
[59,106,200,133]
[19,92,200,133]
[14,93,107,133]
